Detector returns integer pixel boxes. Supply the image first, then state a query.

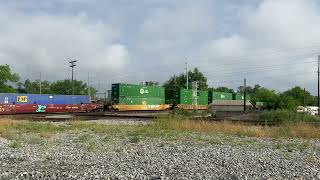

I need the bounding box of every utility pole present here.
[304,88,306,107]
[185,59,189,89]
[318,55,320,116]
[39,72,42,94]
[192,81,198,110]
[87,72,91,97]
[244,78,247,112]
[69,60,77,95]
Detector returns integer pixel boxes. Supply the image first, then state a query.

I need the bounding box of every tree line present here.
[1,64,317,110]
[163,67,317,110]
[0,65,96,95]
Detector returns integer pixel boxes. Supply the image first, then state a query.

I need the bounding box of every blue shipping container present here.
[0,93,91,105]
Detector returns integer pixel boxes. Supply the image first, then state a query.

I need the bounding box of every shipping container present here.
[233,94,251,100]
[166,89,208,106]
[112,83,165,104]
[0,93,90,105]
[111,83,168,111]
[208,91,233,103]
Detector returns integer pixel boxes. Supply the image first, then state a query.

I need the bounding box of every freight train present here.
[0,83,249,114]
[110,83,249,111]
[0,93,103,115]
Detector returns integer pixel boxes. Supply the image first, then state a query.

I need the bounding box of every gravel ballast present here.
[0,133,319,179]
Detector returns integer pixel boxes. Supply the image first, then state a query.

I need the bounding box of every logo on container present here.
[140,88,149,95]
[17,96,28,103]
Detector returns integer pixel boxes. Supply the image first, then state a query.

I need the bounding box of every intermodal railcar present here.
[111,83,250,111]
[0,93,102,115]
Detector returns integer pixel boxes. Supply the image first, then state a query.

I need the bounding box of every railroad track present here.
[0,111,167,122]
[3,112,320,126]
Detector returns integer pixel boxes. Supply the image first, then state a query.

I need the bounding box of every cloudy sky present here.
[0,0,319,94]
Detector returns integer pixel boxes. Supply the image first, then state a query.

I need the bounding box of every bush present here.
[260,110,320,124]
[172,108,192,117]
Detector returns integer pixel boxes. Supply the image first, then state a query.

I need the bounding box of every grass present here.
[0,113,320,148]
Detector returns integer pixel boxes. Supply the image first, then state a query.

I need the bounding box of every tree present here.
[144,81,159,86]
[237,84,261,94]
[163,68,208,90]
[0,64,19,93]
[212,86,234,93]
[18,79,51,94]
[50,79,97,95]
[279,86,316,109]
[251,88,280,109]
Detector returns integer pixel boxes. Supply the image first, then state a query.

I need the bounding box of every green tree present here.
[0,65,19,93]
[50,79,97,95]
[251,88,280,109]
[144,81,159,86]
[212,86,234,93]
[237,84,261,94]
[18,79,51,94]
[279,86,316,109]
[163,68,208,90]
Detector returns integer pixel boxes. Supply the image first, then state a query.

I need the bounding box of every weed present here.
[27,135,45,145]
[129,134,141,144]
[77,133,93,143]
[87,141,98,152]
[9,140,23,149]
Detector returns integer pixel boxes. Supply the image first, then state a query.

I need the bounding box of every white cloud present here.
[0,7,130,84]
[199,0,320,93]
[142,5,213,38]
[1,0,320,93]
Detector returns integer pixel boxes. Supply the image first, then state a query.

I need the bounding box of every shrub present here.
[260,110,320,124]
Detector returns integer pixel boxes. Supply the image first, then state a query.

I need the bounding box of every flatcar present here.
[0,93,102,115]
[0,93,90,105]
[110,83,250,111]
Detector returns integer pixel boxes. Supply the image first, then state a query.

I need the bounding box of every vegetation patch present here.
[8,140,23,149]
[260,110,320,124]
[1,114,320,147]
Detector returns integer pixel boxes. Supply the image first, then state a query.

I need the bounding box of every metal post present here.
[69,60,77,95]
[39,72,42,94]
[186,59,189,89]
[244,78,247,112]
[87,72,91,97]
[192,81,198,110]
[318,55,320,115]
[304,88,306,107]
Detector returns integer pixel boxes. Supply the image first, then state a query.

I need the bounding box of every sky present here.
[0,0,320,94]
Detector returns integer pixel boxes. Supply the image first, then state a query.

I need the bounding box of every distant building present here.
[210,100,253,112]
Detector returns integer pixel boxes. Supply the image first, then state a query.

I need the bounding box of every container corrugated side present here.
[212,92,233,101]
[0,93,90,104]
[233,94,251,100]
[179,89,208,105]
[112,83,165,105]
[114,83,165,98]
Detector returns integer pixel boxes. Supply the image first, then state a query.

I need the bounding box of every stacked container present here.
[233,93,250,100]
[165,89,208,106]
[208,91,233,103]
[111,83,167,110]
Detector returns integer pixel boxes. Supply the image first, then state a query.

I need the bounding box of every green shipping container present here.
[112,83,165,105]
[233,94,251,100]
[208,92,233,103]
[165,89,208,105]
